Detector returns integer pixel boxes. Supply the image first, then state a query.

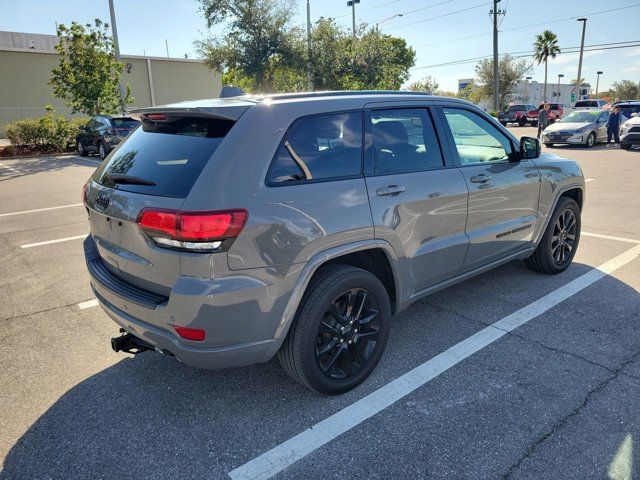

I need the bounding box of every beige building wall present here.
[0,49,222,137]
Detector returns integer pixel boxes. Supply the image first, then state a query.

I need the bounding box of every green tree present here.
[407,75,439,93]
[475,55,532,109]
[195,3,415,92]
[533,30,561,102]
[610,80,640,100]
[456,82,481,103]
[195,0,303,92]
[49,19,132,115]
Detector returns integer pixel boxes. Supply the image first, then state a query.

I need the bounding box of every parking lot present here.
[1,127,639,479]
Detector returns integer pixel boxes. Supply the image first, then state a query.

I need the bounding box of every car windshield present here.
[507,105,525,111]
[111,117,139,129]
[617,105,640,118]
[559,111,599,123]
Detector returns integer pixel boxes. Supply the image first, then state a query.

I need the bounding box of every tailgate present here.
[86,183,184,296]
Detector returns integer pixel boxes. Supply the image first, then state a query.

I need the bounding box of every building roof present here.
[0,31,59,53]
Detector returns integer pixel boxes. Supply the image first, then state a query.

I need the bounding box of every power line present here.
[385,1,492,30]
[412,2,640,50]
[411,41,640,70]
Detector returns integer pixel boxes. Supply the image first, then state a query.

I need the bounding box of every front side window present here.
[267,112,362,184]
[443,108,513,165]
[370,108,443,174]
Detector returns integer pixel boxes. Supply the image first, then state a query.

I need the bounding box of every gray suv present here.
[83,92,585,394]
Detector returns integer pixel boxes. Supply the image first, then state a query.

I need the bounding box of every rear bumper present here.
[94,287,276,369]
[84,235,288,369]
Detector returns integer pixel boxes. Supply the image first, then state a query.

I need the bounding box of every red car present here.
[527,103,565,127]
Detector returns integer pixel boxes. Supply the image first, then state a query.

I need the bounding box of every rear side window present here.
[267,112,362,184]
[370,108,443,174]
[92,116,234,198]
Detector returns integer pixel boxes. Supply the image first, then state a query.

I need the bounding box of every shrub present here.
[5,106,88,153]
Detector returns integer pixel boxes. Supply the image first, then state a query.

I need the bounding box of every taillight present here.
[137,208,247,252]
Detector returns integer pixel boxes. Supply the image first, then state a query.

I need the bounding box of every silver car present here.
[83,92,585,394]
[542,109,611,148]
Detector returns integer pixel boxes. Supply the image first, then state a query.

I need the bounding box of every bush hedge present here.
[5,106,88,153]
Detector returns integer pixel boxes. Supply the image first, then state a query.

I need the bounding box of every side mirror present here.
[520,136,540,160]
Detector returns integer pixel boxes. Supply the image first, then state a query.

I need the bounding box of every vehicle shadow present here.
[0,155,99,182]
[2,260,639,479]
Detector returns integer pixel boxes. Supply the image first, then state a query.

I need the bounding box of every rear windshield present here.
[92,116,234,198]
[508,105,526,111]
[111,117,139,129]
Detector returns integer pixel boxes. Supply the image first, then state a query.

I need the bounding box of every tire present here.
[500,121,508,127]
[585,132,596,148]
[620,143,631,150]
[531,121,538,127]
[518,117,526,127]
[525,197,581,274]
[77,140,88,157]
[545,143,554,148]
[98,141,108,160]
[278,264,391,395]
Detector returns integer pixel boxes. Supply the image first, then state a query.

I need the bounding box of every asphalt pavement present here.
[0,131,639,479]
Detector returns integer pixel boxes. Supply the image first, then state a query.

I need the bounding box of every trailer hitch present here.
[111,329,154,355]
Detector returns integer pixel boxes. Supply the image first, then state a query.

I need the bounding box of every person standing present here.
[606,106,623,144]
[537,103,550,139]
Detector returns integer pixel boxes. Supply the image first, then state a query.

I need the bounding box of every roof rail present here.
[253,90,434,102]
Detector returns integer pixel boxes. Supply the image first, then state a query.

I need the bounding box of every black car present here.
[76,115,140,159]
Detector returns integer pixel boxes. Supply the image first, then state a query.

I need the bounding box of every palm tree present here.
[533,30,561,102]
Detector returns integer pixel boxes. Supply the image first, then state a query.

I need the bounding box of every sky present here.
[2,0,640,92]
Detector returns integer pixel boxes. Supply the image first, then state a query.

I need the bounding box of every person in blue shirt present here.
[606,106,623,144]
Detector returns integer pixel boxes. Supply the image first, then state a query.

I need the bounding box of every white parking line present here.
[0,162,21,173]
[582,231,640,244]
[78,299,99,309]
[0,203,83,218]
[21,234,87,249]
[228,243,640,480]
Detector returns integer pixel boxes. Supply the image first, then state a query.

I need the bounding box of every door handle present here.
[470,174,492,184]
[376,185,406,196]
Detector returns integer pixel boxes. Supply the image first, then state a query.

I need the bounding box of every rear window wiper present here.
[106,174,157,186]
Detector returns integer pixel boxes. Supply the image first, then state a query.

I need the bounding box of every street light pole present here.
[347,0,360,40]
[557,73,564,101]
[108,0,125,112]
[595,71,603,96]
[307,0,313,91]
[575,18,587,104]
[377,13,403,31]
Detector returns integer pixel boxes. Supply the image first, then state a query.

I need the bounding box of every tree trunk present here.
[543,59,548,103]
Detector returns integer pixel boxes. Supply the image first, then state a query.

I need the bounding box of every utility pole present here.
[347,0,360,40]
[165,39,170,58]
[108,0,126,112]
[575,18,587,104]
[595,71,603,96]
[307,0,313,91]
[490,0,505,111]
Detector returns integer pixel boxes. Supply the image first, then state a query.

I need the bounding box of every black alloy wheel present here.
[315,288,380,380]
[550,208,577,265]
